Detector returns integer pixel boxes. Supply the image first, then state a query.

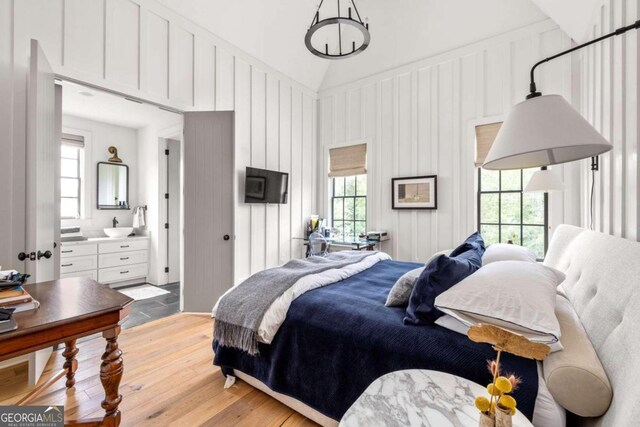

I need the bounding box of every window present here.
[477,168,547,258]
[332,175,366,241]
[60,133,84,219]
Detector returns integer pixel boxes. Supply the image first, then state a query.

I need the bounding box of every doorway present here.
[58,79,184,328]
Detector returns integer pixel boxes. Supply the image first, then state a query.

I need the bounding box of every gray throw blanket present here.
[214,251,379,355]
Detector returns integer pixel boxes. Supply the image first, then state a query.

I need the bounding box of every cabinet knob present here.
[223,235,230,241]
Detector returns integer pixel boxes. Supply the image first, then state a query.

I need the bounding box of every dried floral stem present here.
[490,349,503,412]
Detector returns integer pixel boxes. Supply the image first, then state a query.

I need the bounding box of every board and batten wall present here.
[317,20,581,262]
[578,0,639,241]
[0,0,316,284]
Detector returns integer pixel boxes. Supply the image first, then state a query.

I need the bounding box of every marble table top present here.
[340,369,533,427]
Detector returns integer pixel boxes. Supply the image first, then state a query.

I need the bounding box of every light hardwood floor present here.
[0,313,318,427]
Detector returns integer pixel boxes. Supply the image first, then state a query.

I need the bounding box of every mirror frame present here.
[96,161,130,210]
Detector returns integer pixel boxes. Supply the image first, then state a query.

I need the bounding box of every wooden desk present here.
[0,278,134,427]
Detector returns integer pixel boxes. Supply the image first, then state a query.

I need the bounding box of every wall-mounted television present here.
[244,167,289,204]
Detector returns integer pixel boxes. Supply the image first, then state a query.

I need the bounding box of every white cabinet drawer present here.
[60,244,98,258]
[99,263,148,283]
[60,270,98,281]
[99,250,148,269]
[99,239,148,254]
[60,255,98,274]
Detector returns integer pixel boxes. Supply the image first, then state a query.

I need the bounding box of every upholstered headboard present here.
[544,225,640,427]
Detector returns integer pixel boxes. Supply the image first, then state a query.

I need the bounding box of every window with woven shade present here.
[475,122,548,258]
[329,143,367,241]
[61,133,85,219]
[475,122,502,167]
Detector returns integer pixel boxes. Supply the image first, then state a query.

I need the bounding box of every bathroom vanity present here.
[60,235,149,287]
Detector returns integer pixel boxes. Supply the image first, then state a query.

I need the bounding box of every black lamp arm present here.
[527,19,640,99]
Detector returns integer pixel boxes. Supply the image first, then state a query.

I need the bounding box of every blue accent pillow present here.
[449,231,485,258]
[404,248,483,325]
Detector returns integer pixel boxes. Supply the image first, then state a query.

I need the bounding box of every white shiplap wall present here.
[579,0,639,241]
[0,0,316,283]
[318,20,580,262]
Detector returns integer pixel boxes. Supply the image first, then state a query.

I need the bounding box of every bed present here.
[213,225,640,427]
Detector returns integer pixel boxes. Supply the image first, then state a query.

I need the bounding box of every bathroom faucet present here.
[112,217,119,228]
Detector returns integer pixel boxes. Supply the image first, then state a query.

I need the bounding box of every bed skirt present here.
[232,369,338,427]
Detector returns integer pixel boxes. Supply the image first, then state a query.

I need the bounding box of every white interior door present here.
[24,39,60,387]
[25,39,59,283]
[182,111,234,312]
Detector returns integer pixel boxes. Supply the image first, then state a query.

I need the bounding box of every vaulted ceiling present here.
[155,0,604,92]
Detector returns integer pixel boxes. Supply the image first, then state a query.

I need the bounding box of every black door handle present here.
[37,250,52,260]
[18,252,36,261]
[223,235,230,241]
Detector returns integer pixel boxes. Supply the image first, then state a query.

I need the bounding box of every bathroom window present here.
[61,133,85,219]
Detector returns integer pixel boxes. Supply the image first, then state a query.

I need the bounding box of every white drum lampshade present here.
[524,169,565,193]
[483,95,612,170]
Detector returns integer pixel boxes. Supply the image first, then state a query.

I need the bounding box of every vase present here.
[479,412,495,427]
[495,406,513,427]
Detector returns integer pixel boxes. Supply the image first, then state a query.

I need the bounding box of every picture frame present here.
[392,175,438,209]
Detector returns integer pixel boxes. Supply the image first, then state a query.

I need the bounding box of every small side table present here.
[340,369,533,427]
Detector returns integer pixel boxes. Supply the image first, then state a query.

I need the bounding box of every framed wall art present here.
[391,175,437,209]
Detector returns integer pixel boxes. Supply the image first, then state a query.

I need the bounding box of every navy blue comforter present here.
[213,260,539,421]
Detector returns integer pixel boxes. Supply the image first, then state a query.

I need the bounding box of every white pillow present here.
[435,314,564,353]
[434,261,565,345]
[482,243,537,265]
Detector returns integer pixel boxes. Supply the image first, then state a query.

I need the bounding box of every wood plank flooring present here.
[0,314,318,427]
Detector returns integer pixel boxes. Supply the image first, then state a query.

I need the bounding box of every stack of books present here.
[0,285,40,312]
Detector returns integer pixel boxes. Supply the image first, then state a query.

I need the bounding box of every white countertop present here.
[61,235,149,246]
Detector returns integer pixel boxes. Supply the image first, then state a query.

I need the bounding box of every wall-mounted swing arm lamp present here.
[483,19,640,171]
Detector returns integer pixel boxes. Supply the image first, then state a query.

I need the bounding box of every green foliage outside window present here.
[478,168,547,258]
[332,175,367,240]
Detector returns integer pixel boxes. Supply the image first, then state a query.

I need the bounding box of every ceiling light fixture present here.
[305,0,370,60]
[483,19,640,171]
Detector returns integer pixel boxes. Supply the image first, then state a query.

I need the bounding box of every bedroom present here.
[0,0,638,426]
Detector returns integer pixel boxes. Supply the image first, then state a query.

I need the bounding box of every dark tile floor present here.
[68,283,181,346]
[121,282,180,329]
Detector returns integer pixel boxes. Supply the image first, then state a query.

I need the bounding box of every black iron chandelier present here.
[305,0,370,60]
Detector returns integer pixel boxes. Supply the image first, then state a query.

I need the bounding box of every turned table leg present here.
[100,326,123,427]
[63,339,79,388]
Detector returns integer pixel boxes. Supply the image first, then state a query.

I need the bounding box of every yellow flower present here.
[475,396,491,412]
[511,408,517,416]
[499,395,517,410]
[486,383,501,396]
[495,376,513,393]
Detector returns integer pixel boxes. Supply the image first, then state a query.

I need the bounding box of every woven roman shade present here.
[329,143,367,177]
[62,133,85,148]
[475,122,502,167]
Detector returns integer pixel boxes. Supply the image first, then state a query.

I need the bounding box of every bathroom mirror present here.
[97,162,129,209]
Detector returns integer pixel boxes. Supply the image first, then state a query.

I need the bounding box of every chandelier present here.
[305,0,370,60]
